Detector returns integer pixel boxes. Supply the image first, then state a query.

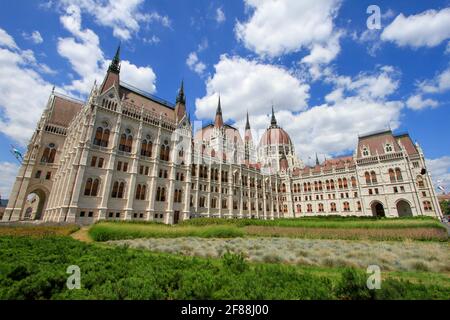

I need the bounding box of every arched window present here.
[362,147,370,157]
[84,178,93,196]
[351,176,357,188]
[318,203,324,212]
[371,171,377,184]
[41,144,57,163]
[389,169,395,183]
[140,185,146,200]
[174,190,178,203]
[160,188,166,201]
[395,168,403,181]
[343,178,348,189]
[326,180,330,190]
[156,187,161,201]
[343,202,350,212]
[365,172,371,184]
[119,129,133,153]
[94,124,110,147]
[423,201,432,211]
[357,201,362,211]
[101,129,110,147]
[111,181,119,198]
[338,178,343,189]
[330,180,335,190]
[296,204,301,213]
[385,143,393,153]
[91,179,99,196]
[331,202,337,212]
[94,127,103,146]
[118,182,125,198]
[140,138,152,157]
[136,184,141,200]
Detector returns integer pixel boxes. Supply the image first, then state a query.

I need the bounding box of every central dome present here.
[259,126,292,146]
[259,106,292,146]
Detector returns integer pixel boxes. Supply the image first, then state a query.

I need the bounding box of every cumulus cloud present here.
[0,28,55,144]
[58,5,157,95]
[60,0,171,40]
[426,156,450,194]
[381,8,450,48]
[22,31,44,44]
[0,28,18,49]
[235,0,341,58]
[0,161,19,199]
[406,95,439,110]
[186,52,207,76]
[195,55,310,122]
[216,7,226,24]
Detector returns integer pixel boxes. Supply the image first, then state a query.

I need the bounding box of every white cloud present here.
[235,0,341,58]
[0,28,55,144]
[406,94,438,110]
[120,60,156,93]
[216,7,226,24]
[186,52,206,76]
[426,156,450,194]
[143,35,160,45]
[0,28,18,49]
[381,8,450,48]
[22,31,44,44]
[0,161,19,198]
[60,0,171,40]
[58,5,157,95]
[195,55,310,122]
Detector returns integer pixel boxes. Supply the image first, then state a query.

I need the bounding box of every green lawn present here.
[0,236,448,300]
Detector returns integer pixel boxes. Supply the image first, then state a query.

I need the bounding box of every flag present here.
[437,185,445,192]
[10,145,23,163]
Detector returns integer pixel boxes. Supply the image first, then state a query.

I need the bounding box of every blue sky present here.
[0,0,449,197]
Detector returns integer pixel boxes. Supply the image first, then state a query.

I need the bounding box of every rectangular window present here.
[422,191,426,197]
[394,187,398,193]
[369,189,373,195]
[117,161,122,171]
[400,186,405,192]
[133,213,138,218]
[116,212,120,218]
[139,213,143,219]
[35,170,42,179]
[375,188,379,195]
[80,211,85,217]
[139,165,144,175]
[46,171,52,180]
[98,158,104,168]
[88,211,93,217]
[108,212,113,218]
[123,162,128,172]
[145,166,149,175]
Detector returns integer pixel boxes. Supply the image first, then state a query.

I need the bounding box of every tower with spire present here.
[174,80,187,124]
[244,111,256,164]
[101,44,121,94]
[214,95,224,128]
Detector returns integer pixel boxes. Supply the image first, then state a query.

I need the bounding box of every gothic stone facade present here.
[3,51,443,224]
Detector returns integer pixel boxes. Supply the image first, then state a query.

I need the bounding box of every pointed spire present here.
[109,44,121,73]
[176,79,185,104]
[214,95,224,128]
[315,153,320,166]
[270,105,277,127]
[245,111,250,130]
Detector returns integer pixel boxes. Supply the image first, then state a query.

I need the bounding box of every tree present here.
[439,200,450,215]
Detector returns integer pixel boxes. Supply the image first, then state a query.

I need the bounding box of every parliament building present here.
[3,48,443,224]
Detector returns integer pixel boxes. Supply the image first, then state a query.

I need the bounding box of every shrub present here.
[222,251,248,273]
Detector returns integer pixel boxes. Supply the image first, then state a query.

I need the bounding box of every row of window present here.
[93,126,172,161]
[34,170,52,180]
[296,201,360,213]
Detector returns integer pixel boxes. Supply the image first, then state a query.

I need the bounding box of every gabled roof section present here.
[357,130,401,158]
[48,94,83,127]
[119,82,175,121]
[395,133,419,155]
